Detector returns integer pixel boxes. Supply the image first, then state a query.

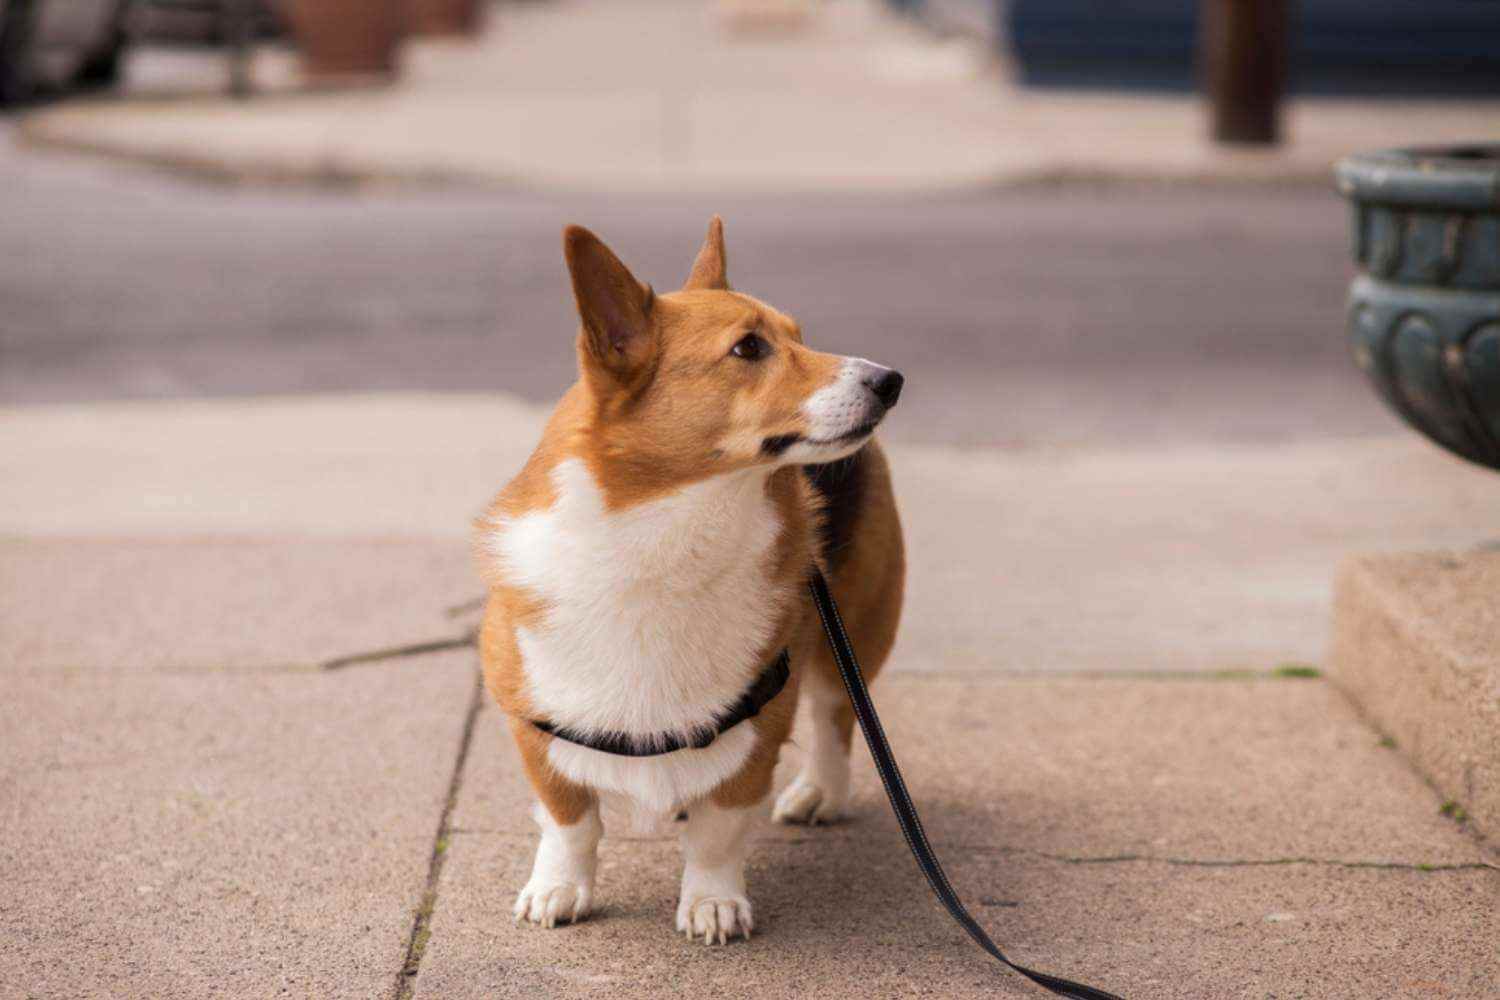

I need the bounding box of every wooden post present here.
[226,0,254,99]
[1201,0,1288,145]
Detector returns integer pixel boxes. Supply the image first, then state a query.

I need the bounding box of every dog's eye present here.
[731,334,766,360]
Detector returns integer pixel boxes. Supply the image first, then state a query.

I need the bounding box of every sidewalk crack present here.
[392,666,484,1000]
[960,844,1499,873]
[322,630,476,671]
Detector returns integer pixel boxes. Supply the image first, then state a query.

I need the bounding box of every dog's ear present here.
[564,225,657,380]
[682,215,729,291]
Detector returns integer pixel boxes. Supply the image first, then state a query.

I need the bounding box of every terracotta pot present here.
[283,0,402,81]
[406,0,481,37]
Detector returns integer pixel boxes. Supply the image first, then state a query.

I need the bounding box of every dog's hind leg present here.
[681,723,788,944]
[780,441,903,826]
[772,669,854,824]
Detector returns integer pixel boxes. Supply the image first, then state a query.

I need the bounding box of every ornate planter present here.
[1336,146,1500,470]
[283,0,402,82]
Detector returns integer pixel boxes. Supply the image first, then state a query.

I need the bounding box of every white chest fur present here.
[485,459,789,812]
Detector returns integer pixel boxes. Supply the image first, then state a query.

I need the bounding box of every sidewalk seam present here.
[393,663,485,1000]
[959,845,1499,873]
[441,828,1497,872]
[310,624,1338,684]
[322,631,477,671]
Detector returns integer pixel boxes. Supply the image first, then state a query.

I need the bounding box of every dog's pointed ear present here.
[564,225,657,379]
[682,215,729,291]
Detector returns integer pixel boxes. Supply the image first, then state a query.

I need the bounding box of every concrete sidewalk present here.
[6,393,1500,673]
[18,0,1500,193]
[1,393,1496,997]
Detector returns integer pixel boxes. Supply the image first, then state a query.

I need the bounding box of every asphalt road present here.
[0,128,1397,447]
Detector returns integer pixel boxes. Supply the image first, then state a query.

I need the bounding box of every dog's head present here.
[563,217,902,484]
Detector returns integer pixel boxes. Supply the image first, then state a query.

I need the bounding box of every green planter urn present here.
[1336,145,1500,470]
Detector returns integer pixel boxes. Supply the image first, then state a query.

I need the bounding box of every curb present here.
[16,100,1337,196]
[1330,551,1500,845]
[14,111,508,192]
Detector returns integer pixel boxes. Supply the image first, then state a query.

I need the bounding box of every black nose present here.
[868,369,904,410]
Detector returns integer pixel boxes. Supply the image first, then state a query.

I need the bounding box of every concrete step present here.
[1332,551,1500,841]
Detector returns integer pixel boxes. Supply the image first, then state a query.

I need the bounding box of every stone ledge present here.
[1330,551,1500,841]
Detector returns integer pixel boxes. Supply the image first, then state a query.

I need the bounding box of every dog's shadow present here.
[463,792,1137,999]
[750,793,1113,945]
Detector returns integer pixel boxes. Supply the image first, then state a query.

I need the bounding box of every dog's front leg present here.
[676,798,758,944]
[514,798,602,928]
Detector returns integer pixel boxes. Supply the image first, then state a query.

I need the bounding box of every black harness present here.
[527,573,1123,1000]
[529,649,791,757]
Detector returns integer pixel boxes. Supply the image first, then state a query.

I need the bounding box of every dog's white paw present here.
[676,891,753,945]
[513,880,592,928]
[772,774,846,825]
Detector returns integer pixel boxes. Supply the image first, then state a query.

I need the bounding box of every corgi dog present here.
[475,217,905,945]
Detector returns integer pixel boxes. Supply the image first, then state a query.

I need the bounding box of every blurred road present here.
[0,127,1391,447]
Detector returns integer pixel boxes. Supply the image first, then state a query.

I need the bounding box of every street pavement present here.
[1,118,1392,448]
[3,391,1498,998]
[5,395,1499,676]
[3,4,1499,992]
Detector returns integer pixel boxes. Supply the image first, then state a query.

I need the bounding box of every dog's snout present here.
[865,369,904,410]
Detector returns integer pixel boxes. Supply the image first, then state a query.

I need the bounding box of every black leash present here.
[807,570,1125,1000]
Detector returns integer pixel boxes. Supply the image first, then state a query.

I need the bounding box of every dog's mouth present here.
[760,420,879,458]
[810,420,879,447]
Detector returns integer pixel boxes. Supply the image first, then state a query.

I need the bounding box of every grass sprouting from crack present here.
[1440,800,1470,824]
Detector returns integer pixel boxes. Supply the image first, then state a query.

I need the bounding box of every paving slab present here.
[5,396,1499,675]
[18,0,1500,193]
[0,648,476,1000]
[453,678,1495,865]
[0,537,475,671]
[417,841,1495,1000]
[418,678,1497,999]
[892,438,1500,676]
[1331,551,1500,840]
[0,394,537,539]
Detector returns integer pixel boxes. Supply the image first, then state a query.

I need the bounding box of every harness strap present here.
[808,570,1125,1000]
[531,649,791,757]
